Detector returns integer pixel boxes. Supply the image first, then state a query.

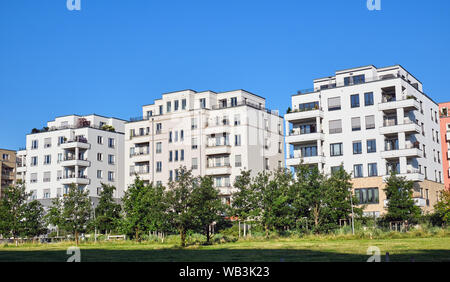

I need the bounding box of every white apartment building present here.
[22,114,125,206]
[125,89,285,203]
[285,65,445,216]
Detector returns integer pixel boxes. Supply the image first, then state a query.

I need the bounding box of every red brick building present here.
[439,102,450,190]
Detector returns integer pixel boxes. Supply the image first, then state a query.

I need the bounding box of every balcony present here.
[378,98,419,112]
[285,131,324,145]
[380,146,423,159]
[61,175,90,185]
[60,141,90,150]
[286,155,325,167]
[383,171,424,182]
[61,157,91,167]
[206,165,232,175]
[385,198,428,208]
[379,121,421,135]
[285,108,323,122]
[205,145,231,155]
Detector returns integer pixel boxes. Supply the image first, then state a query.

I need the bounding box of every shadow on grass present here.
[0,248,449,262]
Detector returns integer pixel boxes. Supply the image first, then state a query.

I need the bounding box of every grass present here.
[1,236,449,262]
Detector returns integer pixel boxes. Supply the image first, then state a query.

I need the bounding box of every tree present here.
[121,177,150,241]
[383,172,421,224]
[166,167,198,247]
[22,200,47,241]
[45,197,63,236]
[0,183,31,245]
[191,176,225,243]
[431,189,450,227]
[142,182,171,236]
[230,170,260,222]
[60,184,92,245]
[95,184,121,234]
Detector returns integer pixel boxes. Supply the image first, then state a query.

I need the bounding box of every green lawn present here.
[1,237,449,262]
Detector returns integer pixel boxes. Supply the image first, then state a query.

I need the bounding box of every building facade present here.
[125,89,285,203]
[439,102,450,191]
[22,114,125,206]
[285,65,445,216]
[0,149,16,197]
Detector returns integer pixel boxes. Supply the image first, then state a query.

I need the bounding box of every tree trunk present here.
[180,228,186,247]
[206,226,210,243]
[135,228,139,242]
[75,231,79,246]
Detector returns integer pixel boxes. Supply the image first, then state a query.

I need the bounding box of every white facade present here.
[125,89,285,202]
[285,65,444,215]
[22,114,125,205]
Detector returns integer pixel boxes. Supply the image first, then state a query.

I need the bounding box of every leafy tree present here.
[60,184,92,245]
[45,198,63,236]
[142,182,171,235]
[0,183,31,244]
[166,167,198,247]
[191,176,225,243]
[121,177,150,241]
[383,172,421,224]
[431,189,450,227]
[95,184,121,234]
[22,200,47,241]
[230,170,260,222]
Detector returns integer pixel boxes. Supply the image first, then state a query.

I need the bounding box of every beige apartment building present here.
[0,149,16,197]
[125,89,285,203]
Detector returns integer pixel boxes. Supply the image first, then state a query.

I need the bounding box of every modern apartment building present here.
[439,102,450,191]
[125,89,285,203]
[22,114,125,206]
[285,65,444,216]
[0,148,16,197]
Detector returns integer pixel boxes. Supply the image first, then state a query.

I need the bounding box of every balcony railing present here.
[289,130,319,136]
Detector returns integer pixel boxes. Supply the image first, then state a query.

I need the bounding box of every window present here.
[300,146,318,157]
[329,119,342,134]
[156,123,162,134]
[200,98,206,109]
[43,189,51,199]
[97,153,103,161]
[365,115,375,129]
[330,143,343,156]
[169,170,173,181]
[182,99,187,110]
[44,155,51,165]
[159,105,163,115]
[156,161,162,172]
[98,136,103,144]
[368,163,378,177]
[354,164,363,178]
[30,173,38,183]
[331,166,342,175]
[174,100,179,111]
[167,101,171,112]
[350,94,360,108]
[169,151,173,162]
[169,131,173,143]
[192,158,198,170]
[146,110,153,118]
[234,114,241,126]
[231,97,237,107]
[180,130,184,141]
[43,171,51,182]
[328,97,341,111]
[192,137,198,149]
[108,171,114,182]
[191,118,197,129]
[344,74,365,86]
[58,136,65,145]
[235,135,241,146]
[364,92,374,106]
[31,140,38,149]
[2,153,9,161]
[156,142,162,153]
[351,117,361,131]
[355,188,379,204]
[44,138,52,148]
[108,155,115,165]
[175,150,179,161]
[31,156,38,166]
[353,141,362,154]
[108,138,115,148]
[367,139,377,153]
[97,170,103,179]
[235,155,242,167]
[299,101,319,111]
[180,149,184,161]
[264,158,269,170]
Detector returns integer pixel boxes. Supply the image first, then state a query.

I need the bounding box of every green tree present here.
[431,189,450,227]
[166,167,198,247]
[121,177,150,241]
[230,170,260,222]
[22,200,47,241]
[383,172,421,224]
[0,183,31,245]
[60,184,92,245]
[95,184,121,234]
[191,176,225,243]
[45,198,63,236]
[142,182,171,235]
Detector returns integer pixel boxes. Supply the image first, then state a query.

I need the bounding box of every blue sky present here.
[1,0,449,150]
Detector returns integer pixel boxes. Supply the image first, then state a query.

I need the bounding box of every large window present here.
[355,188,379,204]
[350,94,360,108]
[368,163,378,177]
[329,119,342,134]
[353,141,362,154]
[344,74,365,86]
[354,164,363,178]
[328,97,341,111]
[299,101,319,111]
[364,92,374,106]
[330,143,343,156]
[351,117,361,131]
[300,146,318,157]
[367,139,377,153]
[365,115,375,129]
